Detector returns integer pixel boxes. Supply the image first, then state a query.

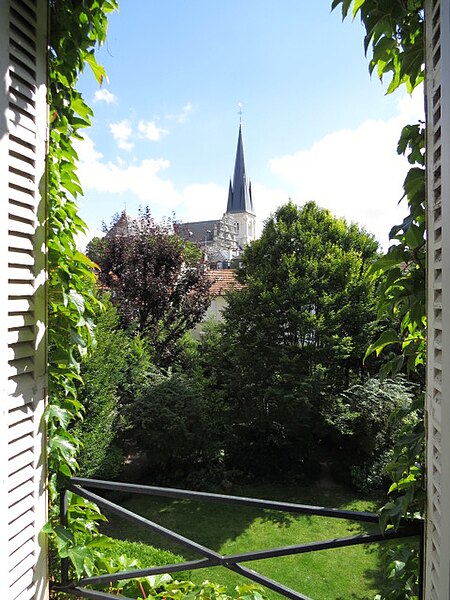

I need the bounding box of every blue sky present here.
[76,0,424,248]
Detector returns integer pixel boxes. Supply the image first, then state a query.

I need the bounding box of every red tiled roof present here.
[208,269,243,295]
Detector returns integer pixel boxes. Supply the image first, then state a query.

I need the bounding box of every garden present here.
[46,1,426,599]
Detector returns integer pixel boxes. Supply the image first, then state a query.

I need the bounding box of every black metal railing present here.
[52,477,424,600]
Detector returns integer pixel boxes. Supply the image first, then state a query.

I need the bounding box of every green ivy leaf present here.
[84,52,107,85]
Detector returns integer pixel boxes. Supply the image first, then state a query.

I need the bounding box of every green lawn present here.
[100,481,415,600]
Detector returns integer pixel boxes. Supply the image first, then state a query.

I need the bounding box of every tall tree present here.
[216,201,380,476]
[88,209,211,367]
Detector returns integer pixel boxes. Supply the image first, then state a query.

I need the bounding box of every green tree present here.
[217,201,380,478]
[123,370,209,479]
[75,298,129,480]
[88,209,211,367]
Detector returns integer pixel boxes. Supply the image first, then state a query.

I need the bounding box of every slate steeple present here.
[227,124,254,214]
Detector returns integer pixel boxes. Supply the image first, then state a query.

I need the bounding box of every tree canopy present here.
[228,201,379,385]
[208,201,381,477]
[88,209,211,366]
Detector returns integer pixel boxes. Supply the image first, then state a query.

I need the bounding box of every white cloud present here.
[269,90,425,248]
[75,133,103,163]
[109,119,134,151]
[75,133,178,207]
[75,90,424,249]
[74,134,226,224]
[250,184,290,236]
[138,120,168,141]
[179,183,226,222]
[94,89,117,104]
[166,103,193,123]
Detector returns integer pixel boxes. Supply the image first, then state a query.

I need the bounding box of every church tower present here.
[226,124,256,248]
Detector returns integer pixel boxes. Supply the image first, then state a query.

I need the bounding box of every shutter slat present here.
[8,449,34,476]
[9,152,35,176]
[8,120,36,147]
[8,312,34,328]
[9,553,35,589]
[8,464,34,493]
[9,524,34,555]
[7,404,33,427]
[9,539,35,573]
[9,136,36,162]
[8,480,34,508]
[8,328,34,345]
[9,69,36,102]
[8,343,35,363]
[11,0,37,16]
[8,358,35,378]
[8,167,35,192]
[7,282,35,297]
[9,61,36,92]
[8,494,34,525]
[8,418,34,444]
[6,374,36,400]
[8,298,34,312]
[9,88,36,119]
[9,205,35,226]
[7,105,36,134]
[8,508,34,542]
[7,266,34,281]
[8,480,34,506]
[8,233,34,252]
[8,218,35,237]
[8,250,34,267]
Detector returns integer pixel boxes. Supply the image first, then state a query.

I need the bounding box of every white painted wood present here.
[1,0,48,598]
[425,0,450,598]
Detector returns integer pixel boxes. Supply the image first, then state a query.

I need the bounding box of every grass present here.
[100,480,409,600]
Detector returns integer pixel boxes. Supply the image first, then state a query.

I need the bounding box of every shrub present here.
[75,299,129,479]
[123,370,209,478]
[326,376,418,492]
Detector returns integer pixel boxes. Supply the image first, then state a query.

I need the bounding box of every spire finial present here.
[237,102,243,124]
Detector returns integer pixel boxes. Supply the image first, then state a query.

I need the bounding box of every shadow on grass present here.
[99,481,414,600]
[101,493,263,558]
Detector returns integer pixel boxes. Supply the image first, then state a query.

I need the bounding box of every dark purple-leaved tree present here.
[87,208,211,367]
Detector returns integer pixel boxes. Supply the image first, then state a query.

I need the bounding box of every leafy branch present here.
[47,0,119,583]
[332,1,425,597]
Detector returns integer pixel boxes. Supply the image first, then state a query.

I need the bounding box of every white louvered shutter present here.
[425,0,450,598]
[0,0,48,599]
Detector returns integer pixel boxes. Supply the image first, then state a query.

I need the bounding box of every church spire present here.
[227,124,254,214]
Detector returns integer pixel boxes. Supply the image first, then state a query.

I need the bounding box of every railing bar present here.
[59,479,425,600]
[59,586,133,599]
[68,483,222,560]
[60,487,69,587]
[418,524,424,600]
[78,558,220,586]
[229,562,314,600]
[70,477,383,523]
[224,526,422,563]
[75,525,422,587]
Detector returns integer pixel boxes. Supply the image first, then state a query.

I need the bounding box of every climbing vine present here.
[332,1,425,598]
[45,0,119,583]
